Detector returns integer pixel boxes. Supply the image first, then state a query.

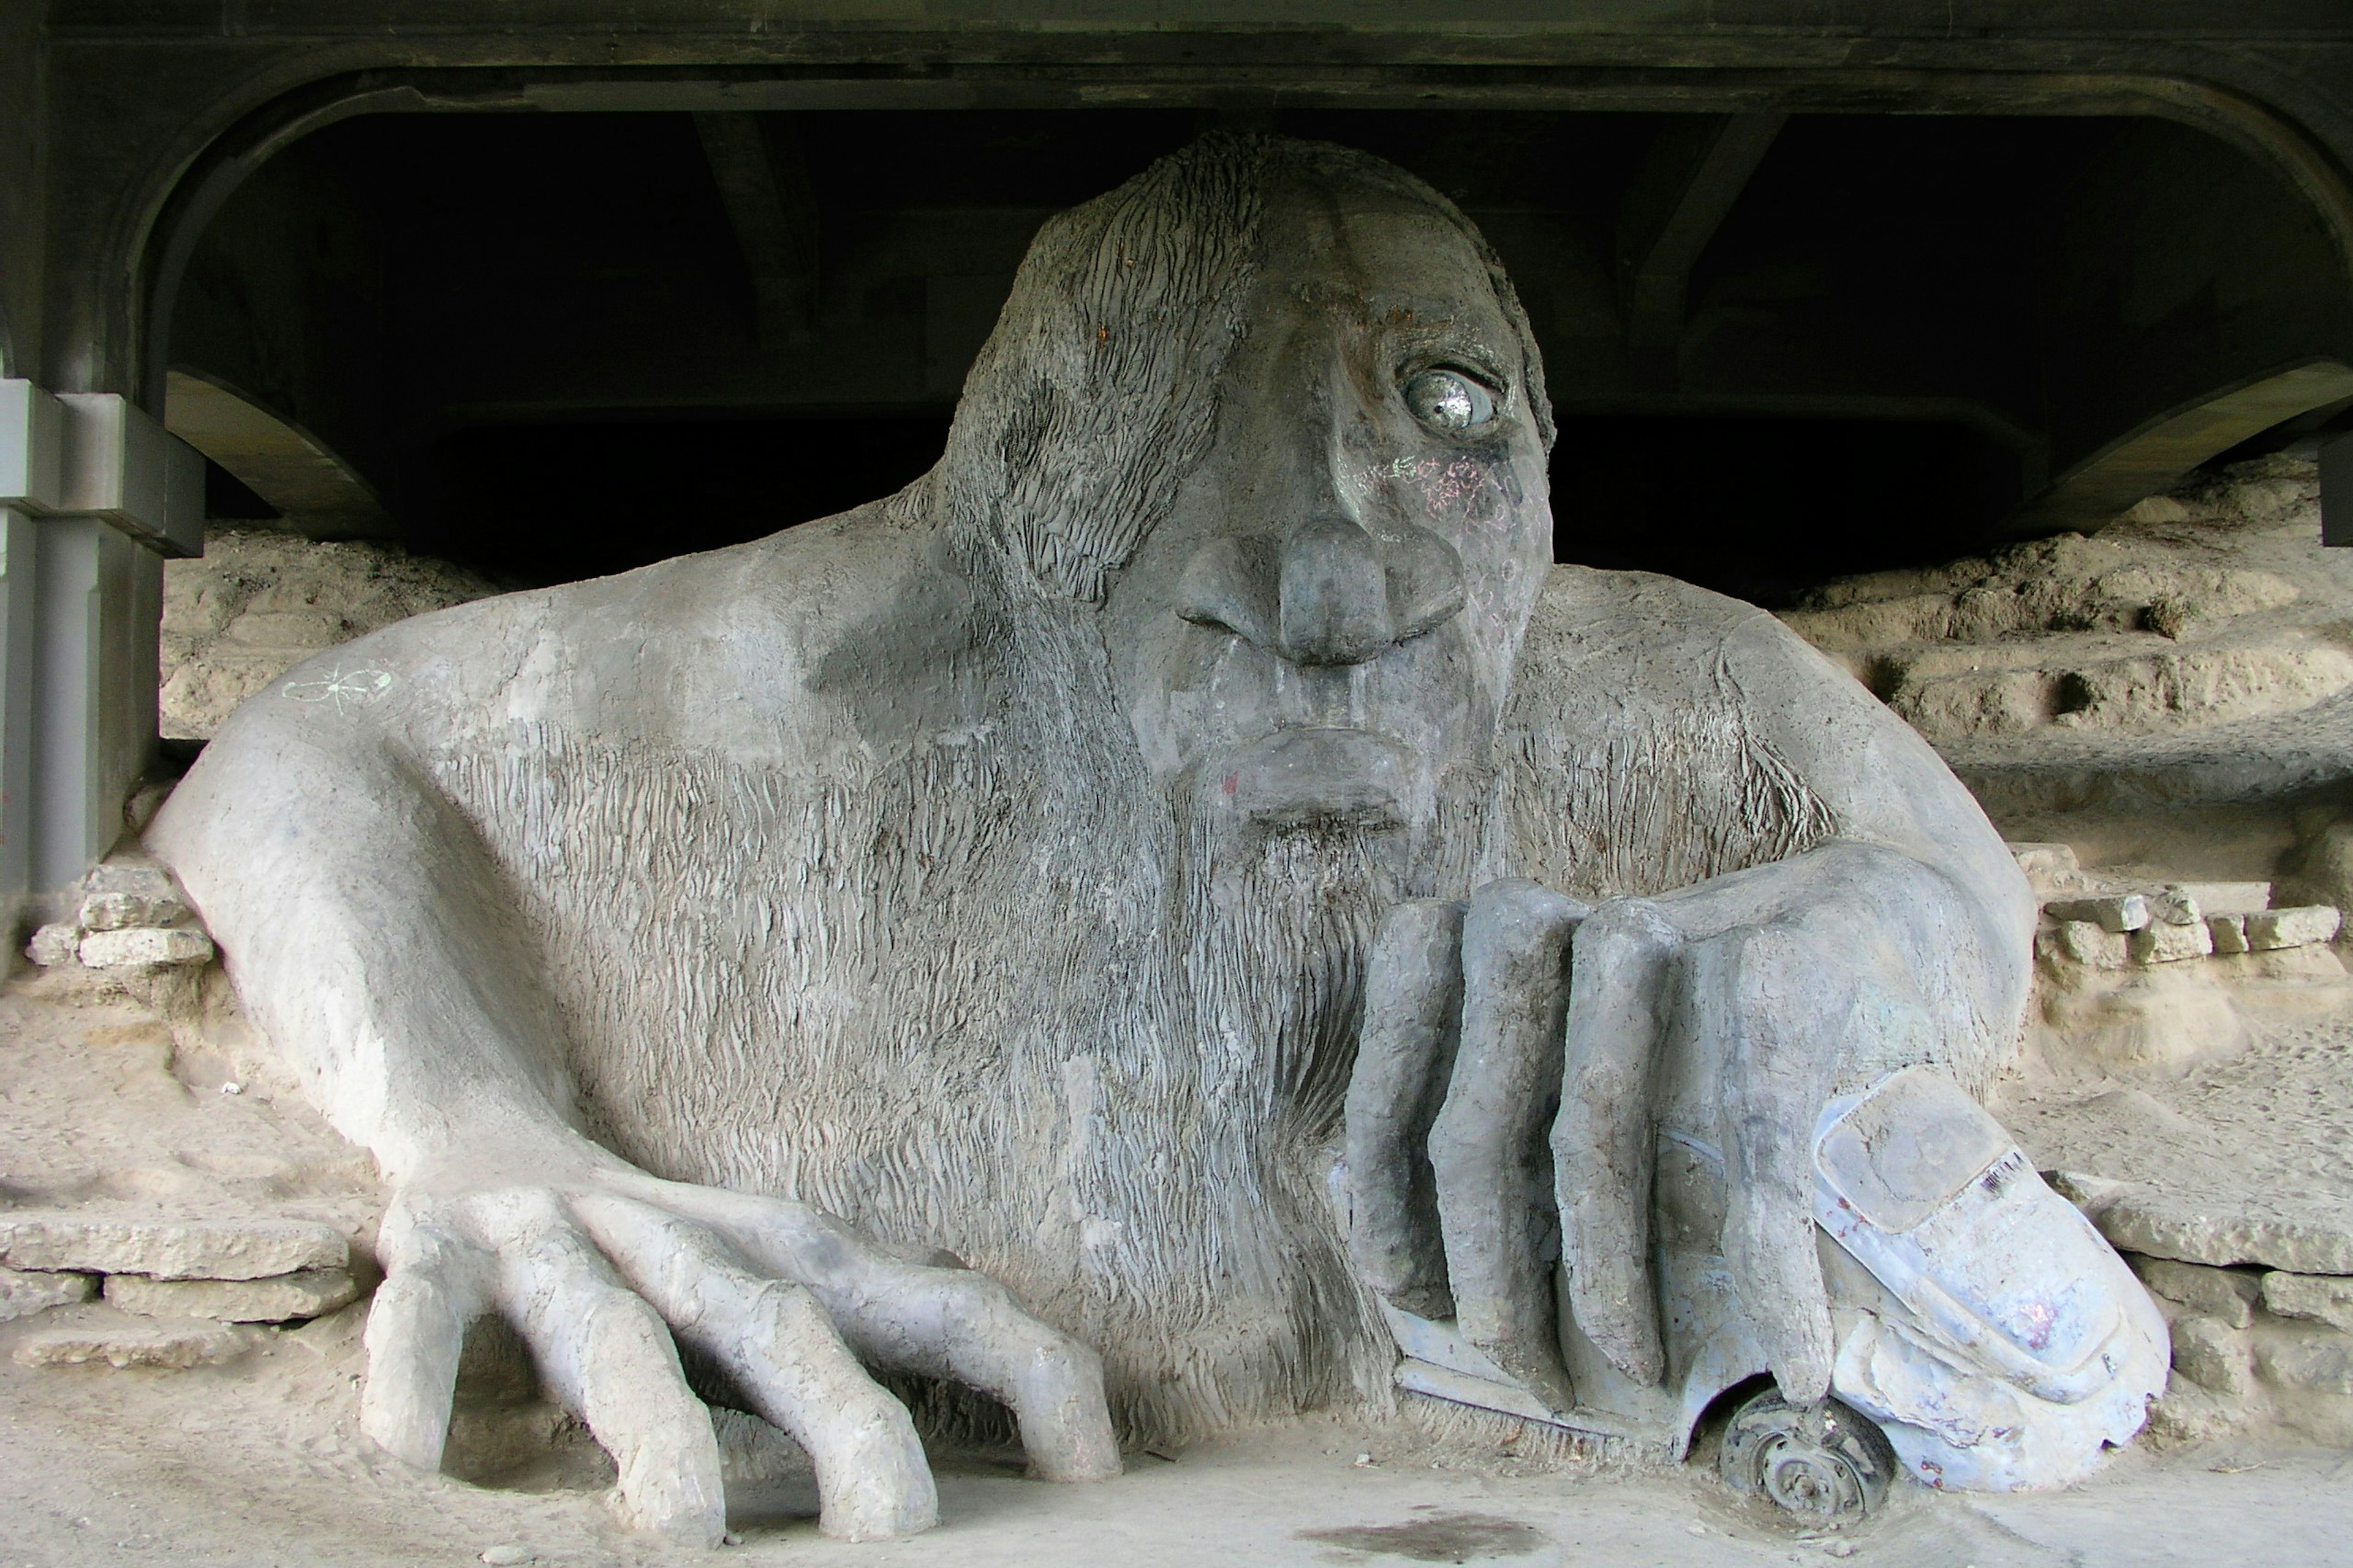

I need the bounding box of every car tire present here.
[1718,1391,1896,1523]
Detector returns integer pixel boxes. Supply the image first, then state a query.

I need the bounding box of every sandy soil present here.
[2003,1007,2353,1202]
[1782,452,2353,748]
[1,1300,2346,1568]
[1996,1006,2353,1266]
[1,964,2349,1567]
[0,983,378,1241]
[160,529,496,741]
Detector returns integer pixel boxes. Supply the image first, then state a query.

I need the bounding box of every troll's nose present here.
[1279,515,1394,665]
[1178,516,1467,667]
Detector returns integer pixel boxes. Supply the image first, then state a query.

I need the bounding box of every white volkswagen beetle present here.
[1362,1066,2169,1522]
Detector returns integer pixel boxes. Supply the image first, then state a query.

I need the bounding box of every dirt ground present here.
[3,969,2352,1568]
[159,528,497,742]
[2,1343,2347,1568]
[1997,1006,2353,1254]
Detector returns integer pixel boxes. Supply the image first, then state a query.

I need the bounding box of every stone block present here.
[2009,843,2083,894]
[0,1265,96,1322]
[78,890,191,931]
[2176,882,2272,917]
[81,863,178,901]
[0,1213,347,1281]
[105,1267,358,1323]
[2256,1328,2353,1396]
[2170,1314,2256,1398]
[25,922,81,968]
[2150,887,2203,927]
[2207,914,2250,955]
[2130,918,2213,964]
[2044,893,2148,932]
[2054,1174,2353,1275]
[2245,906,2343,950]
[80,892,137,931]
[14,1314,250,1369]
[2264,1272,2353,1333]
[2132,1256,2262,1330]
[2039,920,2130,969]
[77,926,213,969]
[2143,1379,2244,1445]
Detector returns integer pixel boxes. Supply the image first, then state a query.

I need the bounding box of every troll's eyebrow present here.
[1382,328,1514,400]
[1283,282,1515,387]
[1388,323,1508,376]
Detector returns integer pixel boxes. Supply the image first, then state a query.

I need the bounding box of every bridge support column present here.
[1,377,198,934]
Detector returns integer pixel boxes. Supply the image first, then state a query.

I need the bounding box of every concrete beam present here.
[0,507,36,916]
[1615,113,1787,392]
[55,392,206,558]
[163,371,392,540]
[0,381,66,514]
[693,112,820,350]
[29,516,159,896]
[2006,357,2353,537]
[0,380,186,911]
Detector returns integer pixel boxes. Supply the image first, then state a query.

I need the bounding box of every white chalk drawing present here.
[283,665,395,714]
[1347,453,1497,521]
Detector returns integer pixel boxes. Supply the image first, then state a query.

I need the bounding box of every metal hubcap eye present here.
[1401,368,1496,432]
[1718,1393,1894,1526]
[1758,1439,1867,1518]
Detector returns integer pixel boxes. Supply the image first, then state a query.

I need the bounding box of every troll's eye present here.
[1401,368,1498,433]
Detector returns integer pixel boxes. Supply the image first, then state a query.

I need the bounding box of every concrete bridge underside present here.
[9,1,2353,915]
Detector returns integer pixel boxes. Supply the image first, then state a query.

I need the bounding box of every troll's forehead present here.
[939,135,1550,602]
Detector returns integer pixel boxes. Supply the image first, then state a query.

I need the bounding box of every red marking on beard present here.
[1223,773,1239,796]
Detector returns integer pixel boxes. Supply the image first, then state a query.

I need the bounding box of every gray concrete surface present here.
[1,1336,2346,1568]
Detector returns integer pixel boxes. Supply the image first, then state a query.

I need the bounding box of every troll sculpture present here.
[153,137,2080,1543]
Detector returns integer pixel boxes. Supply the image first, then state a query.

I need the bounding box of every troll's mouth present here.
[1219,727,1417,828]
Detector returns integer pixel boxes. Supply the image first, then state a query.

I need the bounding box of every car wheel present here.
[1717,1391,1895,1523]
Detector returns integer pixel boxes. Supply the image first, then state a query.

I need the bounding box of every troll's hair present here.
[936,134,1555,604]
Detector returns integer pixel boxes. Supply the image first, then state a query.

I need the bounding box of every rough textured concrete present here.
[2135,1257,2262,1331]
[145,137,2057,1542]
[2132,920,2215,964]
[2265,1273,2353,1334]
[0,1265,93,1323]
[105,1267,360,1322]
[2048,894,2151,932]
[23,923,78,968]
[77,926,213,968]
[81,888,188,930]
[2058,1176,2353,1277]
[0,1213,348,1281]
[2171,1316,2258,1400]
[2248,906,2342,950]
[13,1308,251,1369]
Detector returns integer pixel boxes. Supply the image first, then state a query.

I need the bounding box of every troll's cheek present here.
[1351,455,1509,526]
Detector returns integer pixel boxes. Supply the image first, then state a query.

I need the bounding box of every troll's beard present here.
[1048,770,1438,1442]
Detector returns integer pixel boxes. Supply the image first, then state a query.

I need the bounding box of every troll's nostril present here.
[1278,516,1394,665]
[1177,535,1278,648]
[1178,605,1240,636]
[1179,523,1436,664]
